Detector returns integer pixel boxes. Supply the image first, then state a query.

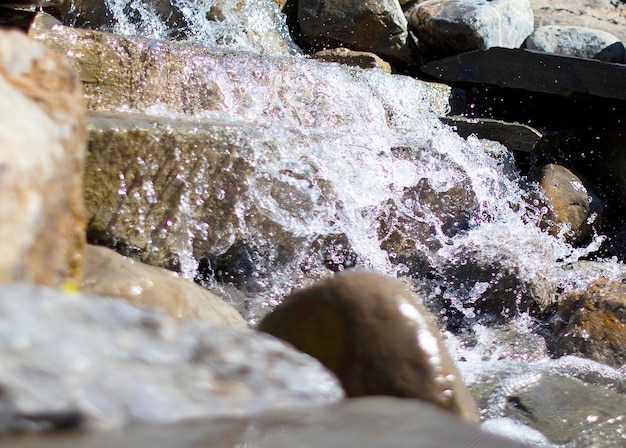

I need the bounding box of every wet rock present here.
[195,241,260,292]
[502,374,626,445]
[295,0,417,67]
[258,270,480,422]
[534,163,601,245]
[1,397,530,447]
[0,284,343,430]
[531,0,626,44]
[440,116,548,153]
[553,278,626,368]
[312,48,392,73]
[51,0,292,54]
[409,0,534,55]
[81,245,247,327]
[526,25,625,63]
[0,29,86,287]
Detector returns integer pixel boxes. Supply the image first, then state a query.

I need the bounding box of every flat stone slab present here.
[440,116,545,152]
[422,47,626,101]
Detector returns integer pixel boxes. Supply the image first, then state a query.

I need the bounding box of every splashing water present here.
[62,0,626,445]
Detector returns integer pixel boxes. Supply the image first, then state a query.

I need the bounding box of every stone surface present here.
[1,397,530,447]
[410,0,534,55]
[440,116,545,153]
[526,25,625,63]
[530,0,626,44]
[534,163,601,245]
[0,284,343,430]
[81,245,247,327]
[0,28,86,287]
[553,278,626,368]
[421,47,626,101]
[258,271,479,422]
[502,374,626,445]
[296,0,417,66]
[312,48,392,73]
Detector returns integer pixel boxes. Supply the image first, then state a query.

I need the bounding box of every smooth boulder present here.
[0,29,86,287]
[526,25,625,63]
[81,245,247,327]
[296,0,416,66]
[410,0,534,55]
[258,270,479,422]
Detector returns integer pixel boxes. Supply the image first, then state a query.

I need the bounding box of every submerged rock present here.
[0,28,86,287]
[0,284,343,430]
[553,278,626,368]
[258,270,479,422]
[81,245,247,327]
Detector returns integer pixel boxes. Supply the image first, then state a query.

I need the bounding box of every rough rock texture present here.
[296,0,417,66]
[0,284,343,430]
[0,28,86,287]
[81,245,247,327]
[410,0,534,55]
[535,163,601,245]
[503,374,626,445]
[553,278,626,368]
[312,48,392,73]
[530,0,626,44]
[1,397,530,447]
[258,271,479,423]
[526,25,625,63]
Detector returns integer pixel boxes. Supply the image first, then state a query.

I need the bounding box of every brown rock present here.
[313,48,392,73]
[257,270,479,422]
[81,245,247,327]
[535,163,601,245]
[0,29,86,287]
[553,278,626,368]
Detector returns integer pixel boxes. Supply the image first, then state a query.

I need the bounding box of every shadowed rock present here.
[258,270,479,422]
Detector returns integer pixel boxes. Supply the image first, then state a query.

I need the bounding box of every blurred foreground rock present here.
[81,245,246,327]
[3,397,529,448]
[0,285,343,430]
[0,28,86,287]
[258,271,479,422]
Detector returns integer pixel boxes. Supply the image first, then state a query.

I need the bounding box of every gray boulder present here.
[410,0,534,55]
[0,284,343,430]
[296,0,417,66]
[526,25,625,63]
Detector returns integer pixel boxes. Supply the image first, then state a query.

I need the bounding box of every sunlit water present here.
[66,0,626,445]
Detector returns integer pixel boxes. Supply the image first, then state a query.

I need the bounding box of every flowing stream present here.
[65,0,626,445]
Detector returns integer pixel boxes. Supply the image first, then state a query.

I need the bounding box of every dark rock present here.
[409,0,534,56]
[258,271,479,422]
[534,163,602,245]
[526,25,625,63]
[421,47,626,102]
[295,0,417,67]
[553,278,626,368]
[0,397,530,447]
[440,116,546,153]
[196,241,260,291]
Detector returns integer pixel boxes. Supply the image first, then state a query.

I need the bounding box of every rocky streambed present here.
[1,0,626,447]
